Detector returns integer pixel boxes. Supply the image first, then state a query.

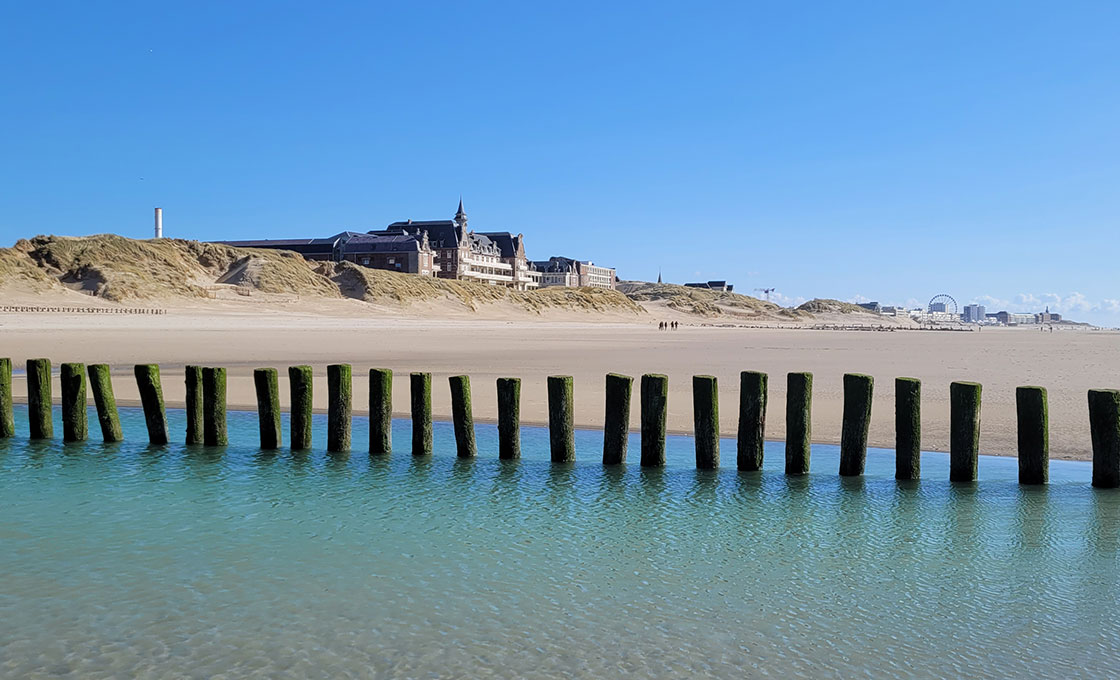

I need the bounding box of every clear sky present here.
[2,1,1118,323]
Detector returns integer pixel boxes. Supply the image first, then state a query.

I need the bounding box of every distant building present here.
[962,304,986,323]
[1039,307,1061,323]
[532,256,616,289]
[929,302,948,313]
[995,311,1039,325]
[856,301,881,313]
[684,281,734,292]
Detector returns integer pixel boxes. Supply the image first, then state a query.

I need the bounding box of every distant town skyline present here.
[2,2,1118,324]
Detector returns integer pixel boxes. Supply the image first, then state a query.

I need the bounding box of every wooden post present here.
[693,375,719,469]
[785,372,812,475]
[1089,389,1120,488]
[497,377,521,460]
[134,364,168,445]
[0,358,13,438]
[87,364,123,442]
[288,365,313,450]
[60,362,88,442]
[839,373,874,476]
[548,375,575,463]
[640,374,668,467]
[736,371,767,471]
[202,366,228,446]
[1016,386,1048,485]
[950,381,982,482]
[327,364,352,452]
[411,372,432,455]
[185,365,204,445]
[369,368,392,455]
[895,377,921,480]
[603,373,632,465]
[254,368,282,450]
[449,375,476,458]
[27,358,53,439]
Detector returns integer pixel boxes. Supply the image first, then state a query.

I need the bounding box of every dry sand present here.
[2,295,1116,461]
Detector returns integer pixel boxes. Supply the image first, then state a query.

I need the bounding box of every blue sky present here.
[2,1,1118,323]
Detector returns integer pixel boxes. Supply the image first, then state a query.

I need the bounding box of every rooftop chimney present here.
[154,207,163,239]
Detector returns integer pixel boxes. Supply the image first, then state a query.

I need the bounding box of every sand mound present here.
[617,281,802,319]
[797,298,875,315]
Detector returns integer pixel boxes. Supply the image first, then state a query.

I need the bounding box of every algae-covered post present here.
[288,365,313,450]
[369,368,392,455]
[603,373,632,465]
[87,364,123,442]
[1016,386,1048,485]
[1088,389,1120,489]
[185,365,204,445]
[839,373,874,476]
[497,377,521,460]
[640,373,668,467]
[693,375,719,469]
[60,362,88,443]
[548,375,575,463]
[326,363,352,452]
[134,364,168,445]
[254,368,282,450]
[202,366,228,446]
[785,372,812,475]
[27,358,53,439]
[895,377,921,480]
[411,372,433,455]
[0,358,13,438]
[950,381,982,482]
[449,375,476,458]
[736,371,767,471]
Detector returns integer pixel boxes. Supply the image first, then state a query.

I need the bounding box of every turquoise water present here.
[1,405,1118,679]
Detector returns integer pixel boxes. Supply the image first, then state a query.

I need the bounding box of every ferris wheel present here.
[927,294,958,316]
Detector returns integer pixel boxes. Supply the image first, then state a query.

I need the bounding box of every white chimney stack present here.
[154,207,163,239]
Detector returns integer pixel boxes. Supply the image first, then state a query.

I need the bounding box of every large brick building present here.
[532,256,616,290]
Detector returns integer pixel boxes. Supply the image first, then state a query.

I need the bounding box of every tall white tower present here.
[154,207,163,239]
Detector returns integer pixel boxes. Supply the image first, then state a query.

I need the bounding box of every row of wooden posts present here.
[2,358,1119,488]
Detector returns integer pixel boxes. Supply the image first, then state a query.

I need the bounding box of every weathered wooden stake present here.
[134,364,168,445]
[27,358,53,439]
[736,371,767,471]
[288,365,313,450]
[548,375,575,463]
[449,375,476,458]
[785,372,812,475]
[640,373,668,467]
[1088,389,1120,489]
[603,373,632,465]
[0,358,13,438]
[369,368,392,455]
[202,366,228,446]
[497,377,521,460]
[87,364,123,442]
[327,364,352,452]
[411,372,433,455]
[693,375,719,469]
[895,377,921,480]
[254,368,282,450]
[1016,386,1048,485]
[950,381,982,482]
[839,373,874,476]
[60,362,88,442]
[185,365,204,445]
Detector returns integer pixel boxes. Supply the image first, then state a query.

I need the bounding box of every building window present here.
[361,258,370,265]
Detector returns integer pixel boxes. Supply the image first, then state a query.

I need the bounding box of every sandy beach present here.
[2,298,1115,461]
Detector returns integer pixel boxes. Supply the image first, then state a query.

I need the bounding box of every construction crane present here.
[755,287,775,302]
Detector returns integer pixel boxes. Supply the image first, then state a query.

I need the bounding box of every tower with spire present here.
[453,197,468,231]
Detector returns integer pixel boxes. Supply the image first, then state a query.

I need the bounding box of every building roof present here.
[342,233,425,254]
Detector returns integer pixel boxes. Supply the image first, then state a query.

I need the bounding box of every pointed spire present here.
[454,196,468,230]
[456,196,466,217]
[657,268,662,284]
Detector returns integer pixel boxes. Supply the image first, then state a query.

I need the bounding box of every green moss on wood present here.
[895,377,921,480]
[202,366,228,446]
[737,371,767,471]
[411,372,433,455]
[27,358,53,439]
[254,368,282,450]
[603,373,633,465]
[640,374,668,467]
[133,364,168,445]
[693,375,719,469]
[184,365,204,445]
[950,381,982,482]
[0,358,13,438]
[60,362,88,442]
[1088,389,1120,488]
[288,365,313,450]
[449,375,476,458]
[785,372,812,475]
[369,368,392,455]
[87,364,123,442]
[839,373,873,476]
[548,375,575,463]
[1016,385,1048,485]
[327,364,352,452]
[497,377,521,460]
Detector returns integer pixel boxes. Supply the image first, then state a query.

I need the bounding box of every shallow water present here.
[1,405,1118,679]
